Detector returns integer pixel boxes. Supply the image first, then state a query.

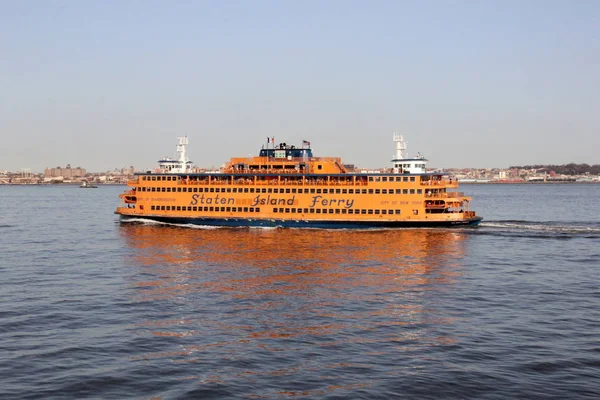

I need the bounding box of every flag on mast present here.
[302,140,310,147]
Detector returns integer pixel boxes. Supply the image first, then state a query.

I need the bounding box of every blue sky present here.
[1,0,599,172]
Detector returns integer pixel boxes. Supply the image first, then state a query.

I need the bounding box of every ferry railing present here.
[426,192,465,199]
[420,179,458,186]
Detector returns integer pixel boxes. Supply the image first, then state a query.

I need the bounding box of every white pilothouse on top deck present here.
[157,136,193,173]
[391,133,427,174]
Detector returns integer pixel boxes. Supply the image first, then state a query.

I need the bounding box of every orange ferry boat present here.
[116,135,482,228]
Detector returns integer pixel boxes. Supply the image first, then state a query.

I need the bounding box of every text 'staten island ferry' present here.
[116,135,482,228]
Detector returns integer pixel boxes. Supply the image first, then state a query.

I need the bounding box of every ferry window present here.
[250,188,255,193]
[322,189,327,194]
[335,209,340,214]
[348,189,353,194]
[410,189,415,194]
[279,208,284,213]
[362,189,367,194]
[243,207,248,212]
[375,210,380,214]
[291,189,296,194]
[375,189,380,194]
[382,177,387,182]
[176,206,181,211]
[161,206,166,210]
[368,177,373,182]
[316,209,321,213]
[396,177,402,182]
[226,207,231,212]
[396,189,401,194]
[382,189,387,194]
[268,188,272,193]
[417,189,422,194]
[256,208,260,212]
[151,206,155,210]
[303,208,308,213]
[151,176,156,181]
[341,209,347,214]
[342,189,347,194]
[194,188,198,193]
[361,209,366,214]
[368,210,374,215]
[368,189,374,194]
[291,208,296,213]
[227,188,232,193]
[262,188,266,193]
[151,187,156,192]
[375,177,381,182]
[328,209,334,214]
[382,210,387,214]
[317,189,321,194]
[187,206,192,211]
[161,188,166,192]
[403,189,408,194]
[244,188,249,193]
[193,207,197,211]
[336,189,341,194]
[182,188,187,192]
[410,177,415,182]
[403,177,408,182]
[395,210,401,214]
[310,189,316,194]
[318,165,322,170]
[273,208,278,213]
[348,209,354,214]
[309,209,315,213]
[142,177,146,181]
[286,189,291,193]
[285,208,290,213]
[204,207,208,211]
[209,207,214,211]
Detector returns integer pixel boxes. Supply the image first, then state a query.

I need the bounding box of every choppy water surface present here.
[1,184,599,399]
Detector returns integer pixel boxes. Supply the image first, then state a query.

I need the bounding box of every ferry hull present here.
[118,214,482,229]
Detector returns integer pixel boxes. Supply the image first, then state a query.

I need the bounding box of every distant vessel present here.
[116,134,482,228]
[80,181,97,188]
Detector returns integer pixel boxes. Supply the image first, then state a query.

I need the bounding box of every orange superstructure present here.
[116,136,482,228]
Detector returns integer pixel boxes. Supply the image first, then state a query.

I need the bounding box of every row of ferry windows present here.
[139,187,424,195]
[151,205,261,212]
[140,175,418,182]
[273,208,402,215]
[149,205,402,215]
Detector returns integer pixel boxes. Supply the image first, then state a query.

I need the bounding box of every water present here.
[1,184,599,399]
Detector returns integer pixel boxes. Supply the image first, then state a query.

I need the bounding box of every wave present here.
[475,220,600,239]
[119,218,221,230]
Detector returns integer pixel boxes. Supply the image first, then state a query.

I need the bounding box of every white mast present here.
[393,133,407,160]
[176,136,189,167]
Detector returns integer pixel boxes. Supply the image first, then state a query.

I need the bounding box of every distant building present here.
[44,164,86,178]
[120,166,136,175]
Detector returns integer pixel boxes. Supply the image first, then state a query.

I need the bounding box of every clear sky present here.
[1,0,599,172]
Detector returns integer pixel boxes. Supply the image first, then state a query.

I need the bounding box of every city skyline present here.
[2,1,599,172]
